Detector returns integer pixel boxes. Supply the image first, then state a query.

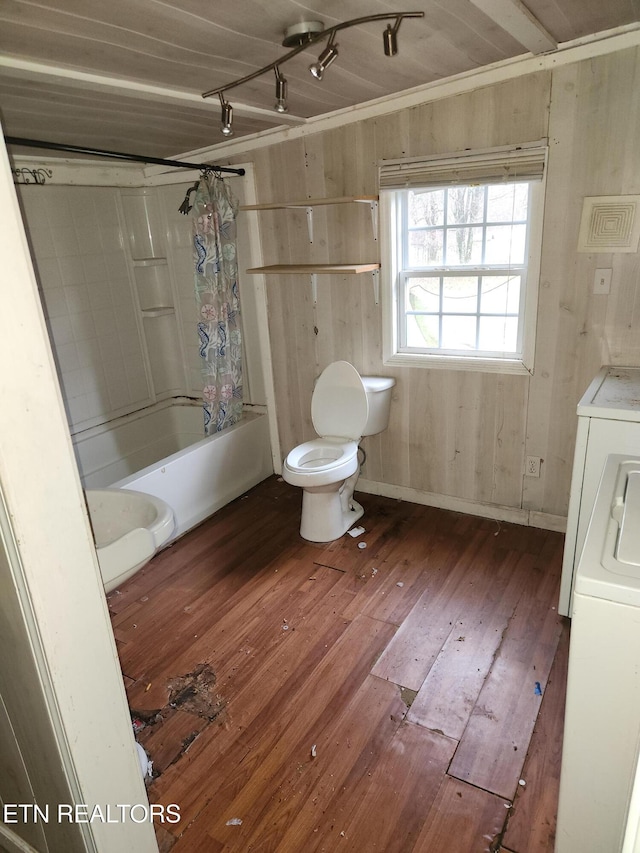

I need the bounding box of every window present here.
[380,143,547,373]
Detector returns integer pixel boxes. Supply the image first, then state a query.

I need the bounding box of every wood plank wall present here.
[231,46,640,520]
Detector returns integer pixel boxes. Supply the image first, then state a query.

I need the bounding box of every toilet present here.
[283,361,395,542]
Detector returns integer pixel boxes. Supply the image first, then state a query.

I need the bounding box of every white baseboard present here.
[356,478,567,533]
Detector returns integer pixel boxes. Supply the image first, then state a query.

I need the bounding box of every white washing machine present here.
[559,367,640,617]
[556,453,640,853]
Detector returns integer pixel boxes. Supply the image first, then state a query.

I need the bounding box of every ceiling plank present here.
[0,57,306,126]
[469,0,558,53]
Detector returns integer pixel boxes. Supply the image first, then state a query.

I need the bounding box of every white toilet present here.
[283,361,395,542]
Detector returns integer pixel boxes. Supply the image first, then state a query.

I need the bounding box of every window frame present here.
[381,158,547,375]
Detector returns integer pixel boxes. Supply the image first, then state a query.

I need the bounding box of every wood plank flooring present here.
[108,476,569,853]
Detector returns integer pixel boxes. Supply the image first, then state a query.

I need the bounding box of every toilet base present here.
[299,474,363,542]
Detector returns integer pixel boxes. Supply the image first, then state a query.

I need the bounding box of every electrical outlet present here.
[593,268,612,295]
[526,456,541,477]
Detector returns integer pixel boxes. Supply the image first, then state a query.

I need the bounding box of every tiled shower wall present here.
[18,185,198,432]
[18,185,153,430]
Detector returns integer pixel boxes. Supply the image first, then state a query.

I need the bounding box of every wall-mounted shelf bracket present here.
[372,269,380,305]
[310,273,318,304]
[370,201,379,241]
[306,207,314,244]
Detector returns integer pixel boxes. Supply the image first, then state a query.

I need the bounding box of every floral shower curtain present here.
[192,172,243,434]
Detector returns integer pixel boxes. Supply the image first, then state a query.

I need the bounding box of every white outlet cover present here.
[594,267,612,294]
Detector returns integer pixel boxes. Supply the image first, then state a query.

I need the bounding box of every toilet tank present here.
[361,376,396,436]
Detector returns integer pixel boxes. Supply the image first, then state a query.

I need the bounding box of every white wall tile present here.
[41,287,68,319]
[49,225,79,257]
[48,315,75,346]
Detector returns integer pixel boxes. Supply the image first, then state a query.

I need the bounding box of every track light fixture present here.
[383,17,403,56]
[219,94,233,136]
[309,34,339,81]
[274,66,288,113]
[202,12,424,136]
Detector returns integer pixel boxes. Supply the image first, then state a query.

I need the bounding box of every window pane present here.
[408,189,444,227]
[484,224,526,264]
[478,316,518,352]
[445,227,483,265]
[486,183,529,222]
[442,277,478,313]
[407,278,440,312]
[409,229,443,265]
[447,186,484,224]
[480,275,521,314]
[406,314,439,348]
[442,315,477,350]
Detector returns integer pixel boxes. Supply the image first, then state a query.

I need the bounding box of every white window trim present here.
[380,149,547,375]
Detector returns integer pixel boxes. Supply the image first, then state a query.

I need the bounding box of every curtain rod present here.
[4,136,245,176]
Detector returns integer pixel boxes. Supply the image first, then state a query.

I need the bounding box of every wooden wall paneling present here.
[525,47,640,518]
[371,107,414,165]
[522,62,580,517]
[244,53,640,517]
[607,253,640,363]
[479,374,528,508]
[599,50,640,364]
[256,140,319,456]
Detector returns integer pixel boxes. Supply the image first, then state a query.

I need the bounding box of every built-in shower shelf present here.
[246,264,381,305]
[132,258,168,266]
[141,307,175,317]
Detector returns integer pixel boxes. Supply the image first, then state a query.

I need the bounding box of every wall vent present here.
[577,195,640,253]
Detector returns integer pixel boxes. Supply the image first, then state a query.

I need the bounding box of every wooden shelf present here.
[239,196,377,211]
[246,263,380,275]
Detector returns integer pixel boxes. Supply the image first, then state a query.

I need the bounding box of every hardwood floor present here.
[108,476,569,852]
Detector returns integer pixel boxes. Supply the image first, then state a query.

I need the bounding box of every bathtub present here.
[73,401,273,540]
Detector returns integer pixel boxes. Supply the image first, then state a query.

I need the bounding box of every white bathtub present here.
[73,402,273,540]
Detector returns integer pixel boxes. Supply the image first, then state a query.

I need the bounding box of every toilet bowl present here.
[283,361,395,542]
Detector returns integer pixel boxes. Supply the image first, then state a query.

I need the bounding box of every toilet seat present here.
[283,439,359,488]
[311,361,368,440]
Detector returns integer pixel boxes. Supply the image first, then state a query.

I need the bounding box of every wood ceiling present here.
[0,0,639,162]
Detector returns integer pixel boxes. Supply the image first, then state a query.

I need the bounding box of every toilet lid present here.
[311,361,369,440]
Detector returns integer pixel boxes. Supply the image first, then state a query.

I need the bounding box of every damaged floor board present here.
[111,476,566,852]
[448,557,565,799]
[407,549,538,740]
[501,619,570,853]
[149,590,366,827]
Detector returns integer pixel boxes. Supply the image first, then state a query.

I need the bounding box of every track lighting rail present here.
[202,12,423,99]
[202,12,424,135]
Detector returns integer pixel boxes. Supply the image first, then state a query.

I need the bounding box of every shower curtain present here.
[192,172,243,434]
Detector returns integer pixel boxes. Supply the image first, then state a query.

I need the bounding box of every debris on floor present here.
[226,818,243,826]
[399,685,418,709]
[534,681,543,695]
[167,663,226,721]
[347,526,365,538]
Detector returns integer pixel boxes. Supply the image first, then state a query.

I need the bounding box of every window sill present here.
[384,351,532,375]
